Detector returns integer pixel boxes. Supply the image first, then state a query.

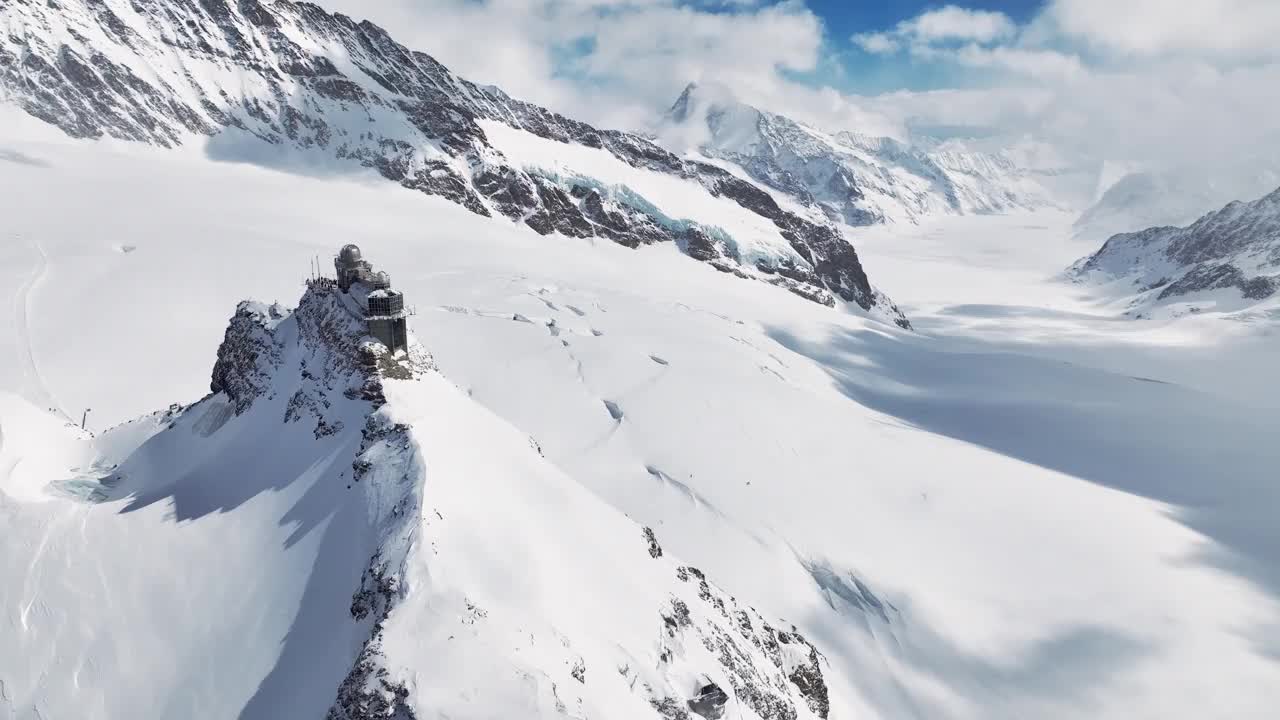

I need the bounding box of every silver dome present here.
[372,271,391,289]
[338,244,362,263]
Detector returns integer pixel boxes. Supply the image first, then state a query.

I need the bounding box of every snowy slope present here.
[0,0,905,324]
[1,280,833,720]
[376,373,833,720]
[659,83,1061,227]
[2,126,1278,719]
[1070,185,1280,320]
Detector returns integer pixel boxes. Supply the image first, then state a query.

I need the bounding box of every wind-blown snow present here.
[2,123,1278,719]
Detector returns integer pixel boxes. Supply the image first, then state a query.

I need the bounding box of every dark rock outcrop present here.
[329,558,415,720]
[643,526,664,559]
[687,683,729,719]
[655,565,832,720]
[330,417,424,719]
[209,283,431,421]
[209,301,285,414]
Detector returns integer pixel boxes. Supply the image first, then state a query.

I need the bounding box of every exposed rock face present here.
[209,301,286,414]
[1072,186,1280,315]
[1157,264,1276,302]
[657,566,832,720]
[687,683,729,719]
[330,559,415,720]
[644,526,664,559]
[208,285,431,421]
[0,0,907,326]
[695,163,888,315]
[329,423,422,720]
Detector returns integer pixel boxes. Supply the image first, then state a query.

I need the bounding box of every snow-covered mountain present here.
[1,279,834,719]
[0,0,906,326]
[1070,186,1280,319]
[659,83,1060,227]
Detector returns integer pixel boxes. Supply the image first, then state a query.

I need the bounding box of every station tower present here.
[332,244,409,354]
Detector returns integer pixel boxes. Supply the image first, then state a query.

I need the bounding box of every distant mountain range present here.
[1071,185,1280,318]
[659,82,1064,227]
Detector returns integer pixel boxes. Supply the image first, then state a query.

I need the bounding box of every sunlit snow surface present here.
[2,114,1279,719]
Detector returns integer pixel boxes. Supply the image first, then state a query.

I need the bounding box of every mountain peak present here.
[668,80,747,117]
[658,82,1058,226]
[668,81,701,119]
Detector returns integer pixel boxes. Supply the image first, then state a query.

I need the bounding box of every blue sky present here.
[790,0,1048,94]
[809,0,1044,36]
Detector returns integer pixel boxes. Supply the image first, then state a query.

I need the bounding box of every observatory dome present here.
[339,244,362,263]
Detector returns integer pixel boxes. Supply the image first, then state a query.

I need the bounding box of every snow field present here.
[0,127,1277,718]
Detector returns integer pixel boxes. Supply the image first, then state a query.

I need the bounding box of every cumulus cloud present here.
[1043,0,1280,60]
[852,5,1016,58]
[862,60,1280,169]
[852,32,899,55]
[899,5,1017,44]
[849,1,1280,182]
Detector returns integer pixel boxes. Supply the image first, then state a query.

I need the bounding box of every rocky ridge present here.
[192,281,430,718]
[0,0,906,326]
[1071,185,1280,316]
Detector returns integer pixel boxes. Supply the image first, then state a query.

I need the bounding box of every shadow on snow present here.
[769,322,1280,622]
[107,394,378,718]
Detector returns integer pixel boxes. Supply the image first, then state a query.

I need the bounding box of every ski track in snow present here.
[12,235,66,422]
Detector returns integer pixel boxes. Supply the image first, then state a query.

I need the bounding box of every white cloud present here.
[947,44,1084,80]
[903,5,1017,44]
[1043,0,1280,60]
[862,57,1280,179]
[851,5,1016,55]
[853,32,899,55]
[845,1,1280,182]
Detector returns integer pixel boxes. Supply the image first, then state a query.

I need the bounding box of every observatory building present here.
[333,244,409,354]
